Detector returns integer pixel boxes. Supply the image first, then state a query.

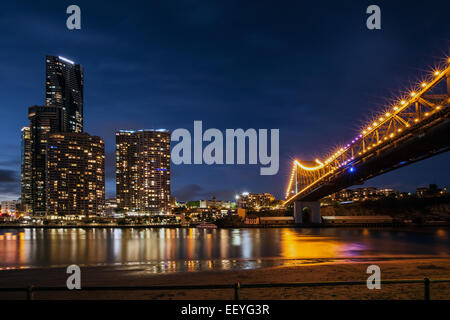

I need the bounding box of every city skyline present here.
[1,1,450,202]
[0,1,449,305]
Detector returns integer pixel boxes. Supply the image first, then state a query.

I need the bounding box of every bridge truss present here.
[285,58,450,205]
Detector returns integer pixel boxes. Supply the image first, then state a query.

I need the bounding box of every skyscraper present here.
[115,131,138,212]
[46,55,84,133]
[28,105,65,214]
[116,129,171,214]
[23,55,85,215]
[20,126,32,213]
[46,132,105,216]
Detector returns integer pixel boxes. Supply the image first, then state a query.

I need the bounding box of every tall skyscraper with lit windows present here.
[116,129,171,213]
[46,55,84,133]
[22,55,88,215]
[27,105,65,214]
[20,126,32,213]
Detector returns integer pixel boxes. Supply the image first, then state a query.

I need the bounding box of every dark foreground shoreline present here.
[0,258,449,300]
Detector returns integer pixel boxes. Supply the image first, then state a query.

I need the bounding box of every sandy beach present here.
[1,258,449,300]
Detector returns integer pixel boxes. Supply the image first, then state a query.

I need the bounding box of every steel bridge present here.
[284,58,450,223]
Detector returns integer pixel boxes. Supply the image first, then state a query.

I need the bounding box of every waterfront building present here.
[236,192,275,209]
[46,132,105,216]
[353,187,378,200]
[0,200,19,214]
[378,188,400,197]
[22,56,85,215]
[105,198,118,216]
[330,187,400,202]
[116,129,171,214]
[20,126,32,213]
[199,198,234,209]
[27,105,65,215]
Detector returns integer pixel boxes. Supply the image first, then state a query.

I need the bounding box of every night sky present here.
[0,0,449,201]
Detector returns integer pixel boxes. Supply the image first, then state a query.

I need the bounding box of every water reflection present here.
[0,228,448,273]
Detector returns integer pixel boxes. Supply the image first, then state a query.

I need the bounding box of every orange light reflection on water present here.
[280,230,363,259]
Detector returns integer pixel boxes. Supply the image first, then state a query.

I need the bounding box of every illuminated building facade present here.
[237,192,275,209]
[20,126,32,213]
[46,133,105,216]
[199,198,234,209]
[28,105,65,215]
[116,129,171,213]
[330,187,401,202]
[22,56,85,215]
[46,55,84,133]
[115,131,138,211]
[0,200,19,214]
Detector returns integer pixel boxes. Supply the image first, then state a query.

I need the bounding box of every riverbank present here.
[1,258,449,300]
[1,223,449,229]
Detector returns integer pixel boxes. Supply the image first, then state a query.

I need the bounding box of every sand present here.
[0,258,449,300]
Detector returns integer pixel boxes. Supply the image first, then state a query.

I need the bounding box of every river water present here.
[0,227,448,273]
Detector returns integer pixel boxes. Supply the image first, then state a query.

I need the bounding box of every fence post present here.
[27,286,34,301]
[234,282,240,300]
[424,278,430,300]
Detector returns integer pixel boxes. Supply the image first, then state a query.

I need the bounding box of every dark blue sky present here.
[0,0,449,201]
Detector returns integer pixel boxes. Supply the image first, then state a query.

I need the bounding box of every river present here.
[0,227,448,272]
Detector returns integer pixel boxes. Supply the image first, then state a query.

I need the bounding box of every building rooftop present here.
[117,129,169,134]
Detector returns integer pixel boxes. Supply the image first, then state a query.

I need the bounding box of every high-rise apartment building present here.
[22,56,85,215]
[20,126,32,213]
[46,132,105,216]
[115,131,138,211]
[28,105,65,214]
[116,129,171,214]
[46,55,84,133]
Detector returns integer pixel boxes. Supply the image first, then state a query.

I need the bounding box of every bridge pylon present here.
[294,201,321,224]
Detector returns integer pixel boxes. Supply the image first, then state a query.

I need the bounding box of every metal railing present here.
[0,278,448,300]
